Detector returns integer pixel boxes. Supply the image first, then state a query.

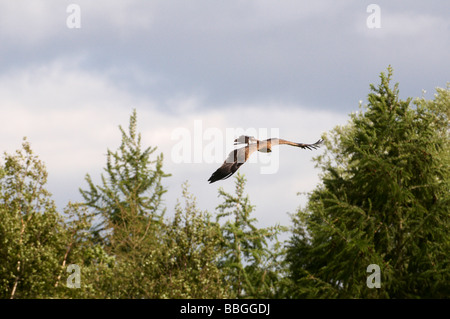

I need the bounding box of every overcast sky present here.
[1,1,449,231]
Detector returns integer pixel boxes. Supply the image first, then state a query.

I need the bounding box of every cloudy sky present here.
[1,1,449,231]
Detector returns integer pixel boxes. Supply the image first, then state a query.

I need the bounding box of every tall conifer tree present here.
[286,68,449,298]
[80,109,170,249]
[216,173,286,298]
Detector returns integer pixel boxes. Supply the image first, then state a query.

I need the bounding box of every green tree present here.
[0,139,111,299]
[286,67,449,298]
[78,110,171,297]
[78,110,231,298]
[54,202,116,298]
[152,183,229,298]
[216,173,287,298]
[80,109,170,247]
[0,139,68,298]
[97,183,230,299]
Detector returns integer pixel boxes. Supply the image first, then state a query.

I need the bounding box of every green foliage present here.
[216,173,287,298]
[286,67,450,298]
[80,109,170,241]
[0,139,71,298]
[150,183,228,298]
[54,202,115,298]
[78,110,169,297]
[74,182,229,299]
[0,139,113,299]
[78,111,227,298]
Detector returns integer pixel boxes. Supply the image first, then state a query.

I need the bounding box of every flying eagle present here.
[208,136,323,183]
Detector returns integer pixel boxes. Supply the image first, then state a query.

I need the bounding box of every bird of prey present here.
[208,135,323,183]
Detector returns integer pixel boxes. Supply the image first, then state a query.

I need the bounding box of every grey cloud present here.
[1,0,448,114]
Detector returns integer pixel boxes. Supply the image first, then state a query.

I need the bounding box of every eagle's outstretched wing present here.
[208,137,323,183]
[272,138,323,150]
